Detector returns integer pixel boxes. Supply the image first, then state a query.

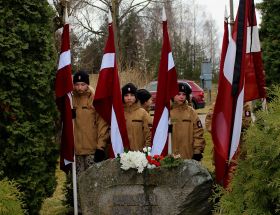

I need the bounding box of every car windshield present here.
[146,82,157,91]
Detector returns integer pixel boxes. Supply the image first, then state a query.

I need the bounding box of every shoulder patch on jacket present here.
[245,110,251,117]
[197,120,202,128]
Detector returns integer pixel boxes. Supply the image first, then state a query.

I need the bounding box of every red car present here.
[144,80,205,110]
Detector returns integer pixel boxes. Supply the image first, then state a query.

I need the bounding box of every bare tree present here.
[50,0,221,79]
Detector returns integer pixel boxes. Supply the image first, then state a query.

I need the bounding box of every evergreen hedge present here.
[258,0,280,87]
[216,87,280,215]
[0,178,25,215]
[0,0,59,214]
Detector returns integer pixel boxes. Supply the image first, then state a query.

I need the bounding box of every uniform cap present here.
[137,89,152,104]
[73,71,89,85]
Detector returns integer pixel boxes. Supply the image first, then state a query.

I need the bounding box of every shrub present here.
[0,0,59,214]
[0,178,25,215]
[215,86,280,215]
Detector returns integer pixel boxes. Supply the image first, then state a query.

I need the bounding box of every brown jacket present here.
[72,87,109,155]
[170,103,205,159]
[124,103,151,151]
[205,102,252,133]
[205,103,214,133]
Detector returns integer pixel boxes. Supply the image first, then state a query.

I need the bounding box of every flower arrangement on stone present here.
[120,151,148,173]
[119,147,182,173]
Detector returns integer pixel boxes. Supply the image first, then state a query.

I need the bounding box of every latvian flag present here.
[55,10,75,172]
[212,0,266,188]
[151,7,178,156]
[93,10,130,157]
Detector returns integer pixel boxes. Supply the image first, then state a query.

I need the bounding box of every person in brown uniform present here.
[205,102,252,134]
[136,89,153,112]
[136,88,153,129]
[122,83,151,151]
[205,101,252,161]
[72,71,109,175]
[170,82,206,161]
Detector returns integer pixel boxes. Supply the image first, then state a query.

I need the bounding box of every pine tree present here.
[258,0,280,87]
[0,0,58,214]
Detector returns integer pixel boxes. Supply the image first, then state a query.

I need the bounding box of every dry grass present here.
[40,163,70,215]
[89,68,154,89]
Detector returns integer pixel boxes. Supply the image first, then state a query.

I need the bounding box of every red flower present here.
[146,155,152,163]
[154,155,160,159]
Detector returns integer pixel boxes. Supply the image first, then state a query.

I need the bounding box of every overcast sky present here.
[197,0,263,46]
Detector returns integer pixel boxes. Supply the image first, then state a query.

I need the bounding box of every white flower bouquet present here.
[120,151,148,173]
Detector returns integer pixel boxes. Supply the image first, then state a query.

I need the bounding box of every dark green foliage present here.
[0,0,59,214]
[216,86,280,215]
[120,11,141,69]
[257,0,280,87]
[62,173,74,213]
[0,178,26,215]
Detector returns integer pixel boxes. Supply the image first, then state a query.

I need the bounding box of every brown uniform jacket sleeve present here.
[192,113,206,154]
[143,110,152,147]
[96,112,109,150]
[205,103,214,133]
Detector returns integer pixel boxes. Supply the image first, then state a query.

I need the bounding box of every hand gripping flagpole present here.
[63,3,78,214]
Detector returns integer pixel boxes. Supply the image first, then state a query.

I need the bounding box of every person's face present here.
[124,93,136,106]
[144,97,153,108]
[74,82,88,94]
[174,92,186,104]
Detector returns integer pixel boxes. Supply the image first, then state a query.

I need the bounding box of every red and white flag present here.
[151,8,178,156]
[93,11,130,157]
[211,8,232,186]
[55,12,74,172]
[212,0,266,187]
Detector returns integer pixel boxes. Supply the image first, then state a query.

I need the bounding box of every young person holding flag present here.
[72,70,109,176]
[122,83,152,151]
[170,82,205,160]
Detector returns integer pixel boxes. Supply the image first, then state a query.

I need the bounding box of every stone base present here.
[78,159,213,215]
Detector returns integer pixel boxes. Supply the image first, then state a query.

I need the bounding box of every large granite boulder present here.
[78,159,213,215]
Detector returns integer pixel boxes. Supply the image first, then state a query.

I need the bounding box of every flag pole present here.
[63,2,78,214]
[229,0,234,32]
[72,155,78,215]
[168,119,172,155]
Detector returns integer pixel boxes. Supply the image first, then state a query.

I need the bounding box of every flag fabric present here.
[55,20,75,172]
[211,10,231,186]
[243,0,266,101]
[212,0,266,187]
[93,11,130,157]
[151,8,178,156]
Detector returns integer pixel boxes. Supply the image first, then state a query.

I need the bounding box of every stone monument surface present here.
[78,159,213,215]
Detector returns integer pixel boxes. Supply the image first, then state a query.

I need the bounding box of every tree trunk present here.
[111,0,122,70]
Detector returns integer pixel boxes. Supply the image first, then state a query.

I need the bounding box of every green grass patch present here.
[201,131,215,173]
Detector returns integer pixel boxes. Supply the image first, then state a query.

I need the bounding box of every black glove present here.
[192,153,203,161]
[71,109,76,119]
[94,149,105,163]
[168,124,173,133]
